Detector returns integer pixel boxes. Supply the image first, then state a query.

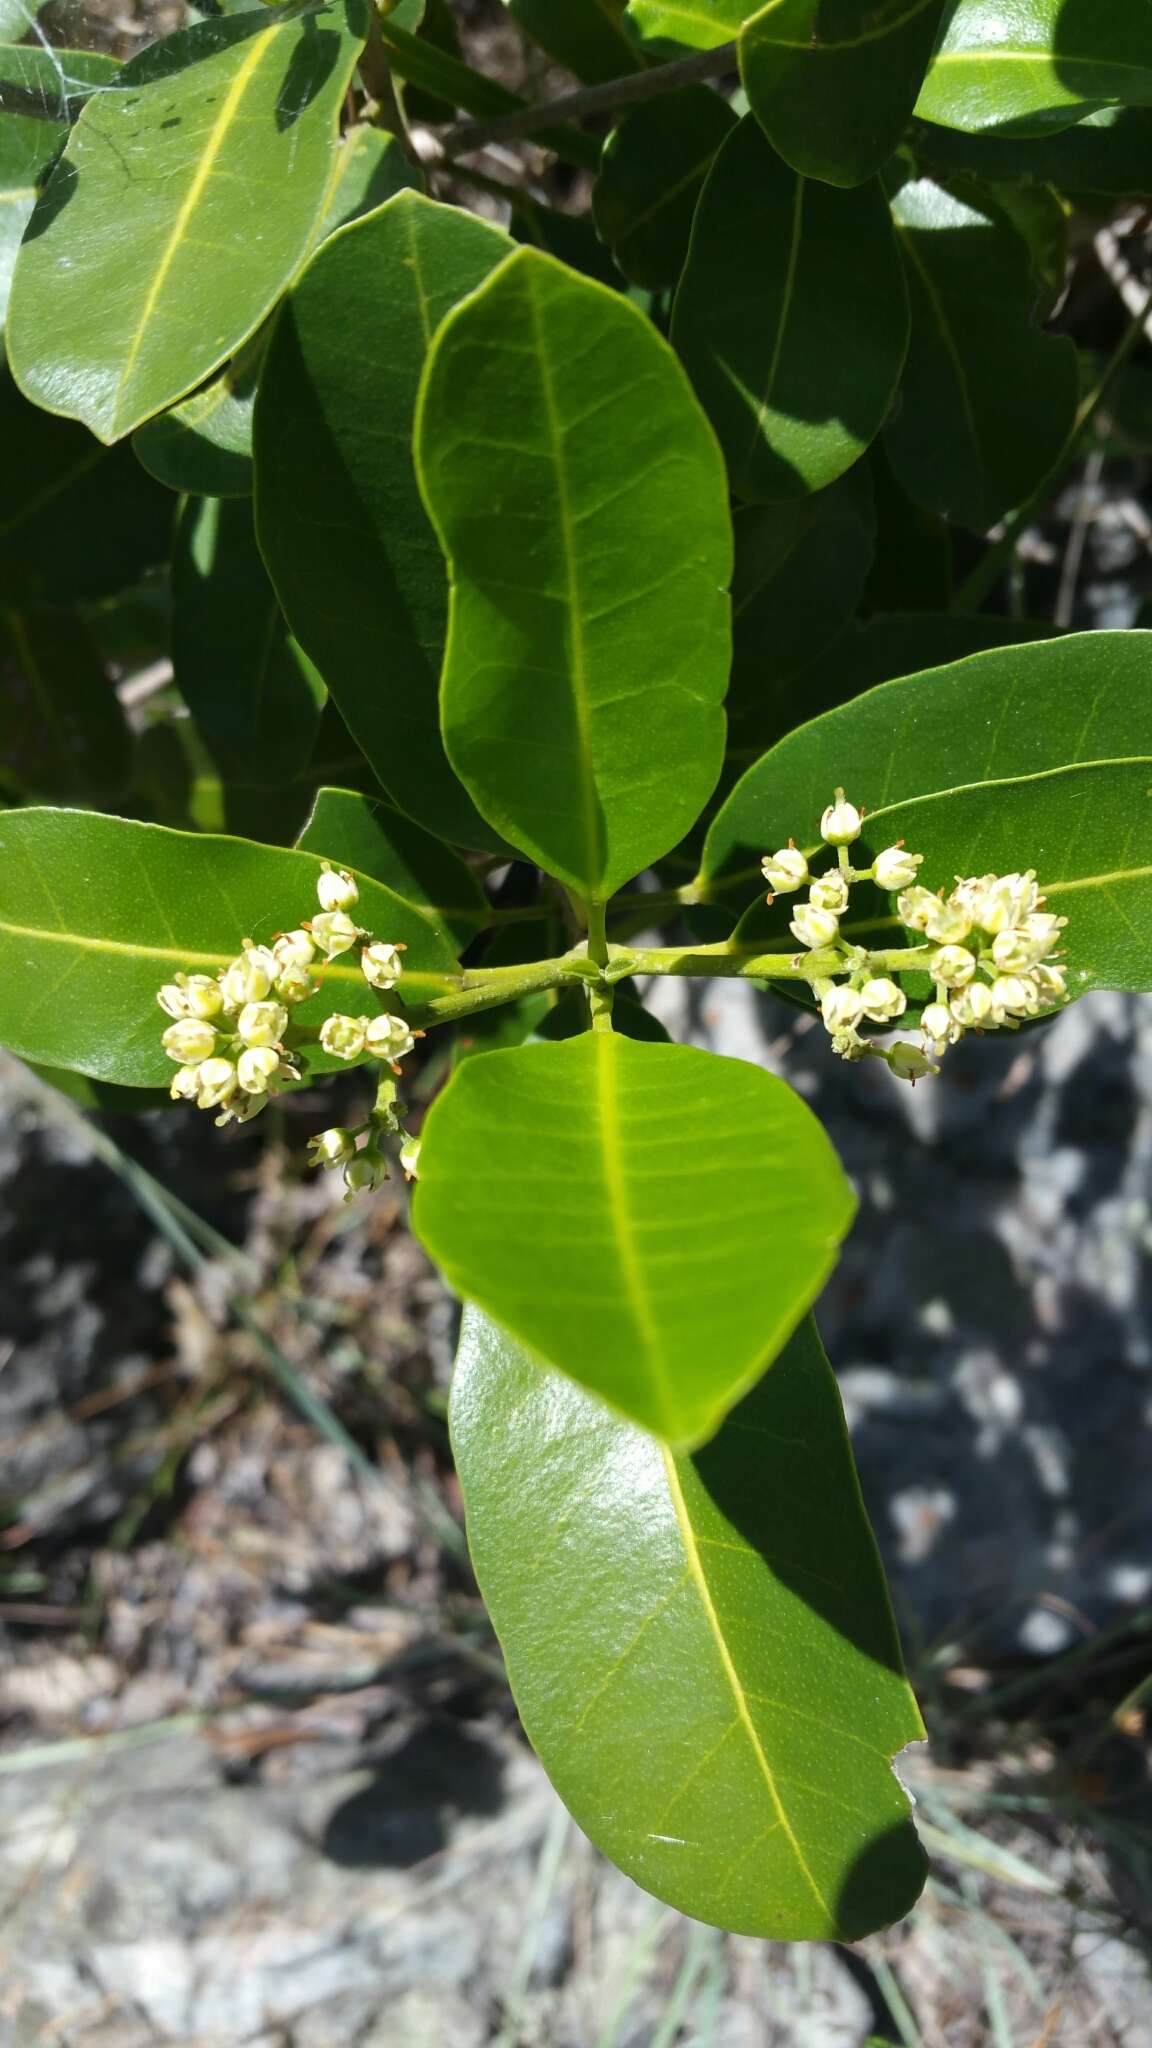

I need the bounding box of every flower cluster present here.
[761,791,1069,1082]
[157,864,423,1188]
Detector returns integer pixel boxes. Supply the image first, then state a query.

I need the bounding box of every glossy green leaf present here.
[172,496,327,786]
[0,48,119,328]
[7,6,367,443]
[413,1034,854,1446]
[728,470,875,767]
[0,808,462,1086]
[671,117,908,501]
[626,0,749,52]
[320,122,418,232]
[297,785,488,946]
[452,1306,925,1938]
[0,371,173,606]
[916,0,1152,136]
[740,0,948,187]
[863,442,952,612]
[133,333,266,500]
[506,0,642,81]
[884,175,1078,531]
[701,630,1152,990]
[255,191,513,851]
[512,199,626,292]
[593,86,737,290]
[0,610,130,801]
[416,247,732,899]
[912,104,1152,196]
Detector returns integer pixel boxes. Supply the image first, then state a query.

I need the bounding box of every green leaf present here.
[625,0,749,53]
[133,333,265,500]
[7,7,367,443]
[863,442,952,612]
[883,175,1078,531]
[254,191,514,852]
[506,0,642,82]
[727,469,875,768]
[740,0,948,187]
[593,86,737,291]
[172,496,327,786]
[0,609,130,801]
[319,122,419,232]
[413,1033,855,1447]
[916,0,1152,136]
[912,104,1152,197]
[451,1306,925,1939]
[700,630,1152,991]
[0,807,462,1086]
[416,247,732,899]
[297,785,489,947]
[0,48,119,329]
[0,370,173,606]
[671,117,909,502]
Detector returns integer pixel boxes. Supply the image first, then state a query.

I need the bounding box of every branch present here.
[437,40,739,158]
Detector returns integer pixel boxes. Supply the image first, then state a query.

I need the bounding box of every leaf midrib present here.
[0,914,457,991]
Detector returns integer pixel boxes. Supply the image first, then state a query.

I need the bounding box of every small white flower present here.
[169,1064,203,1102]
[217,1091,268,1126]
[343,1151,388,1197]
[162,1019,218,1065]
[236,1000,288,1048]
[320,1014,368,1061]
[920,1002,958,1053]
[896,885,942,934]
[220,946,277,1009]
[317,865,360,913]
[873,846,923,891]
[361,942,405,992]
[921,897,973,945]
[992,917,1062,972]
[195,1056,239,1110]
[859,976,907,1024]
[809,871,850,915]
[950,980,995,1029]
[237,1045,281,1094]
[275,962,314,1006]
[273,930,316,971]
[820,789,861,846]
[820,985,864,1033]
[930,944,977,989]
[1030,962,1068,1004]
[888,1040,939,1083]
[157,974,224,1022]
[990,974,1038,1018]
[790,902,840,951]
[157,982,190,1019]
[364,1013,417,1062]
[399,1134,421,1181]
[309,1127,357,1169]
[761,846,809,893]
[978,871,1041,934]
[830,1030,868,1062]
[310,910,362,960]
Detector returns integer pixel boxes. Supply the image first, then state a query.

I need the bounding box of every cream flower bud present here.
[992,914,1064,972]
[162,1019,218,1065]
[1030,962,1068,1004]
[320,1013,368,1061]
[364,1014,417,1062]
[195,1056,238,1109]
[273,930,316,971]
[317,865,359,913]
[809,871,850,915]
[979,871,1040,934]
[873,846,923,891]
[950,980,995,1029]
[309,1127,357,1169]
[820,985,864,1033]
[275,962,314,1006]
[237,1045,281,1094]
[820,789,861,846]
[237,1000,288,1048]
[344,1151,388,1197]
[922,897,973,945]
[361,942,405,992]
[169,1064,203,1102]
[889,1040,938,1083]
[220,947,276,1009]
[860,976,907,1024]
[310,910,362,960]
[896,885,942,934]
[930,944,976,989]
[761,846,809,893]
[157,982,191,1019]
[990,974,1037,1018]
[790,902,840,950]
[920,1002,957,1052]
[184,975,225,1020]
[399,1135,422,1181]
